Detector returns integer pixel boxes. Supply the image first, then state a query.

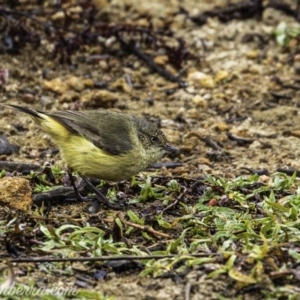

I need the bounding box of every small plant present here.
[274,22,300,47]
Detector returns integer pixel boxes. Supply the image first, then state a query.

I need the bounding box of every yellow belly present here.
[61,135,146,181]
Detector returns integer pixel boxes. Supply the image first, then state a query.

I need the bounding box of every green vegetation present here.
[1,171,300,299]
[274,22,300,47]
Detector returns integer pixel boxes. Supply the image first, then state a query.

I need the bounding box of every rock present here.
[199,75,215,88]
[20,93,35,104]
[59,90,79,103]
[43,78,67,94]
[81,90,118,108]
[154,55,169,65]
[215,70,229,83]
[4,83,18,92]
[40,95,54,107]
[67,6,83,19]
[83,78,94,88]
[191,95,207,109]
[110,78,132,94]
[0,68,9,85]
[186,108,200,119]
[0,177,32,210]
[215,122,230,131]
[187,71,215,88]
[66,76,85,91]
[0,135,19,155]
[258,175,270,184]
[248,65,261,74]
[246,50,259,59]
[51,11,65,21]
[93,0,108,9]
[289,130,300,138]
[249,140,263,149]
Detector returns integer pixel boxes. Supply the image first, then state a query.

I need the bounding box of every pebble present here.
[21,93,35,104]
[51,11,65,21]
[187,71,215,88]
[43,78,67,94]
[186,108,200,119]
[111,78,132,93]
[215,70,229,83]
[0,135,19,155]
[67,6,83,19]
[66,76,85,91]
[4,83,18,92]
[191,95,207,109]
[154,55,169,65]
[40,95,54,107]
[83,78,94,88]
[246,50,259,59]
[59,90,79,103]
[249,140,262,149]
[215,122,230,131]
[81,90,118,107]
[93,0,108,9]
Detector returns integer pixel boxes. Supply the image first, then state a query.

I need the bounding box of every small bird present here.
[5,105,178,204]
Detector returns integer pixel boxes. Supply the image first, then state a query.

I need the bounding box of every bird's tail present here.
[3,104,44,125]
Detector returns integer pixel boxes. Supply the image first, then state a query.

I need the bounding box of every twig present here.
[162,187,186,213]
[151,162,183,169]
[117,35,186,86]
[103,217,171,238]
[123,220,171,239]
[0,161,41,173]
[7,253,218,263]
[240,167,269,176]
[202,136,223,151]
[185,282,191,300]
[227,132,254,145]
[277,168,300,177]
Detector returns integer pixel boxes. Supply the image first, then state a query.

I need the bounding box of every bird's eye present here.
[150,136,158,143]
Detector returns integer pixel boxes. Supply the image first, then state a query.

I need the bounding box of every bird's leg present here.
[67,170,121,209]
[81,176,123,210]
[67,169,86,202]
[80,175,114,207]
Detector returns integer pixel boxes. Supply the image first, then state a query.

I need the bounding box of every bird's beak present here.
[164,144,179,154]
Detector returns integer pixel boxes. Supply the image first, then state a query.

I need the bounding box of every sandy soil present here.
[1,0,300,299]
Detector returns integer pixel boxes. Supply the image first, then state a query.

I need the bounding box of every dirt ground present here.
[1,0,300,299]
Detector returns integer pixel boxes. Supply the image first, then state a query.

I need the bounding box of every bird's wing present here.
[46,110,134,155]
